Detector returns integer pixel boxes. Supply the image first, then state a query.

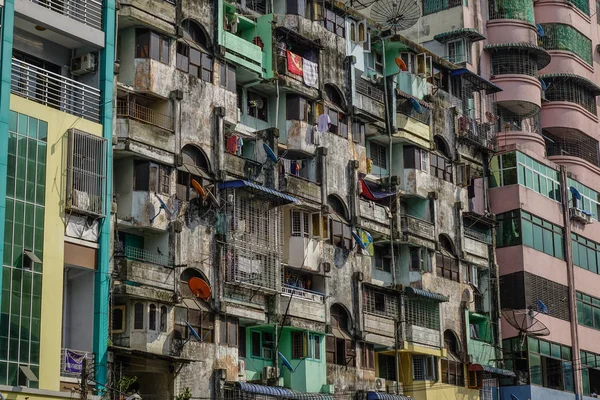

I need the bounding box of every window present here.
[403,146,428,170]
[378,354,397,380]
[291,210,320,238]
[572,233,600,275]
[447,39,471,64]
[576,292,600,330]
[247,91,268,121]
[374,246,392,273]
[581,349,600,395]
[369,141,387,169]
[326,336,356,366]
[367,52,384,75]
[136,29,170,64]
[326,106,348,138]
[292,331,308,358]
[315,5,345,37]
[360,342,375,369]
[239,326,247,357]
[568,178,600,219]
[312,334,321,360]
[134,302,144,330]
[331,218,352,249]
[177,42,213,82]
[364,287,398,318]
[352,120,365,145]
[430,153,453,182]
[526,338,574,392]
[405,298,440,330]
[286,95,312,122]
[250,331,274,359]
[489,151,561,202]
[220,316,239,346]
[111,306,126,333]
[441,359,464,386]
[539,23,592,65]
[134,161,171,195]
[149,304,157,330]
[219,62,236,92]
[410,247,428,271]
[179,309,214,343]
[413,355,438,380]
[423,0,461,15]
[436,235,459,282]
[160,306,168,332]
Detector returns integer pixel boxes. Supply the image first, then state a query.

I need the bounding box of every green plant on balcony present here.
[176,387,193,400]
[115,375,138,398]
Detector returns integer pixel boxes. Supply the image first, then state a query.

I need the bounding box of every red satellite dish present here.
[395,57,408,71]
[191,179,207,198]
[188,277,211,300]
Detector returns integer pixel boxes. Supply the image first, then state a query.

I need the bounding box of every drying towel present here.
[317,114,331,133]
[303,58,318,88]
[287,51,303,76]
[226,135,238,153]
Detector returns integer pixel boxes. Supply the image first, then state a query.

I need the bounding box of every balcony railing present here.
[30,0,103,30]
[282,284,324,303]
[11,58,101,122]
[356,78,384,103]
[117,100,174,132]
[123,245,169,266]
[400,214,434,239]
[60,348,95,378]
[464,227,492,244]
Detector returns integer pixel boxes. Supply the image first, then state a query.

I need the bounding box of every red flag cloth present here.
[287,50,303,76]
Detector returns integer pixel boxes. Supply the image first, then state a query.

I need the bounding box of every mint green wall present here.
[279,328,326,393]
[242,326,274,381]
[404,197,429,220]
[466,310,497,367]
[256,14,273,79]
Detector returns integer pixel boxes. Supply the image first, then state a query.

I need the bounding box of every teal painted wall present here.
[94,0,116,389]
[466,310,497,367]
[0,0,15,320]
[243,326,275,381]
[279,328,326,393]
[404,197,429,220]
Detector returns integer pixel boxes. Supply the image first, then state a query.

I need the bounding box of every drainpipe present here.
[214,106,226,313]
[559,166,582,398]
[380,35,401,393]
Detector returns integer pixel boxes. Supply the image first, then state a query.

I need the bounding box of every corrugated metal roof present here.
[367,391,412,400]
[434,28,486,43]
[235,383,335,400]
[484,43,551,69]
[450,68,503,94]
[404,287,449,302]
[219,180,301,205]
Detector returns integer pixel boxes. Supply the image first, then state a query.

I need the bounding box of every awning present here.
[451,68,503,94]
[396,89,432,109]
[539,73,600,96]
[434,28,486,43]
[404,287,449,302]
[219,180,301,206]
[235,383,335,400]
[178,162,211,180]
[332,326,351,340]
[469,364,516,378]
[367,391,411,400]
[484,43,551,69]
[361,179,395,201]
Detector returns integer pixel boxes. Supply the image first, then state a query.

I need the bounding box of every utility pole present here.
[80,358,88,400]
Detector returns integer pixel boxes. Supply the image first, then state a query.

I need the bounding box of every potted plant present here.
[175,387,192,400]
[115,375,137,400]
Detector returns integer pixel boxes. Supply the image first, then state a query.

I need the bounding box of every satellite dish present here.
[371,0,421,31]
[185,320,202,341]
[395,57,408,71]
[150,193,173,223]
[279,352,294,372]
[502,308,550,338]
[352,232,366,249]
[409,98,423,114]
[191,179,207,198]
[263,142,278,163]
[536,300,549,314]
[539,78,548,91]
[536,23,545,37]
[188,277,211,300]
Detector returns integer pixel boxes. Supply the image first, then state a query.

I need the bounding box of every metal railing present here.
[282,284,324,303]
[465,226,493,244]
[60,348,95,378]
[116,100,174,132]
[11,58,101,122]
[400,214,435,240]
[30,0,103,30]
[356,78,384,103]
[123,246,169,266]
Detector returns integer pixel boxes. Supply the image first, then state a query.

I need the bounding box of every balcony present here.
[279,285,327,323]
[544,128,600,167]
[122,245,170,266]
[224,151,264,183]
[364,313,396,346]
[223,32,263,75]
[27,0,103,30]
[11,58,101,122]
[117,100,174,132]
[355,77,385,121]
[276,55,319,98]
[60,348,95,378]
[284,119,318,155]
[359,199,391,237]
[490,74,542,118]
[118,0,175,34]
[403,324,441,348]
[463,236,490,262]
[456,117,497,151]
[116,191,174,231]
[395,97,432,149]
[398,214,436,249]
[116,103,175,154]
[280,174,321,205]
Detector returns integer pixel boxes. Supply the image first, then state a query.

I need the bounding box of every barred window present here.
[370,141,387,169]
[413,355,438,380]
[363,287,398,319]
[405,298,440,330]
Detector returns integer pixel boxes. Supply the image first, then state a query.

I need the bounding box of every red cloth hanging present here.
[287,50,303,76]
[226,135,238,153]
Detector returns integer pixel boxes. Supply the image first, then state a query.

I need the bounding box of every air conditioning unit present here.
[374,378,386,392]
[71,53,96,75]
[262,366,278,380]
[238,360,246,382]
[571,207,593,224]
[386,381,403,394]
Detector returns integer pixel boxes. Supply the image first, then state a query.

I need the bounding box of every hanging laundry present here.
[366,158,373,174]
[290,160,300,176]
[303,58,318,88]
[317,113,331,133]
[226,135,238,153]
[287,50,303,76]
[313,126,321,146]
[236,136,244,156]
[277,41,287,57]
[230,13,240,34]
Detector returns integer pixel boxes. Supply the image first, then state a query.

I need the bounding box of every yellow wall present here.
[9,95,103,392]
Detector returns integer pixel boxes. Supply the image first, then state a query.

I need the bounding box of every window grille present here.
[363,287,398,319]
[488,0,535,23]
[491,51,539,77]
[370,141,387,169]
[539,24,592,65]
[405,298,440,330]
[66,129,107,216]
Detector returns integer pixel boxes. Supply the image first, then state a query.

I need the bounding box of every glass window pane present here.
[533,224,544,252]
[530,353,542,385]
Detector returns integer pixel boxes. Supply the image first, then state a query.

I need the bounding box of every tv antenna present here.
[502,301,550,348]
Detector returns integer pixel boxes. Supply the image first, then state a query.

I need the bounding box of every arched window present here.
[442,330,464,386]
[327,195,352,249]
[134,302,144,330]
[350,23,356,42]
[431,135,452,182]
[327,304,355,366]
[436,234,459,282]
[160,305,168,332]
[324,84,348,138]
[176,19,213,82]
[149,304,157,330]
[358,23,366,42]
[177,144,211,201]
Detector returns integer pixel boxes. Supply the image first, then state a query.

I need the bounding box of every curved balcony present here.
[534,0,591,31]
[538,23,593,76]
[490,75,542,117]
[486,19,538,45]
[544,129,600,167]
[496,112,546,155]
